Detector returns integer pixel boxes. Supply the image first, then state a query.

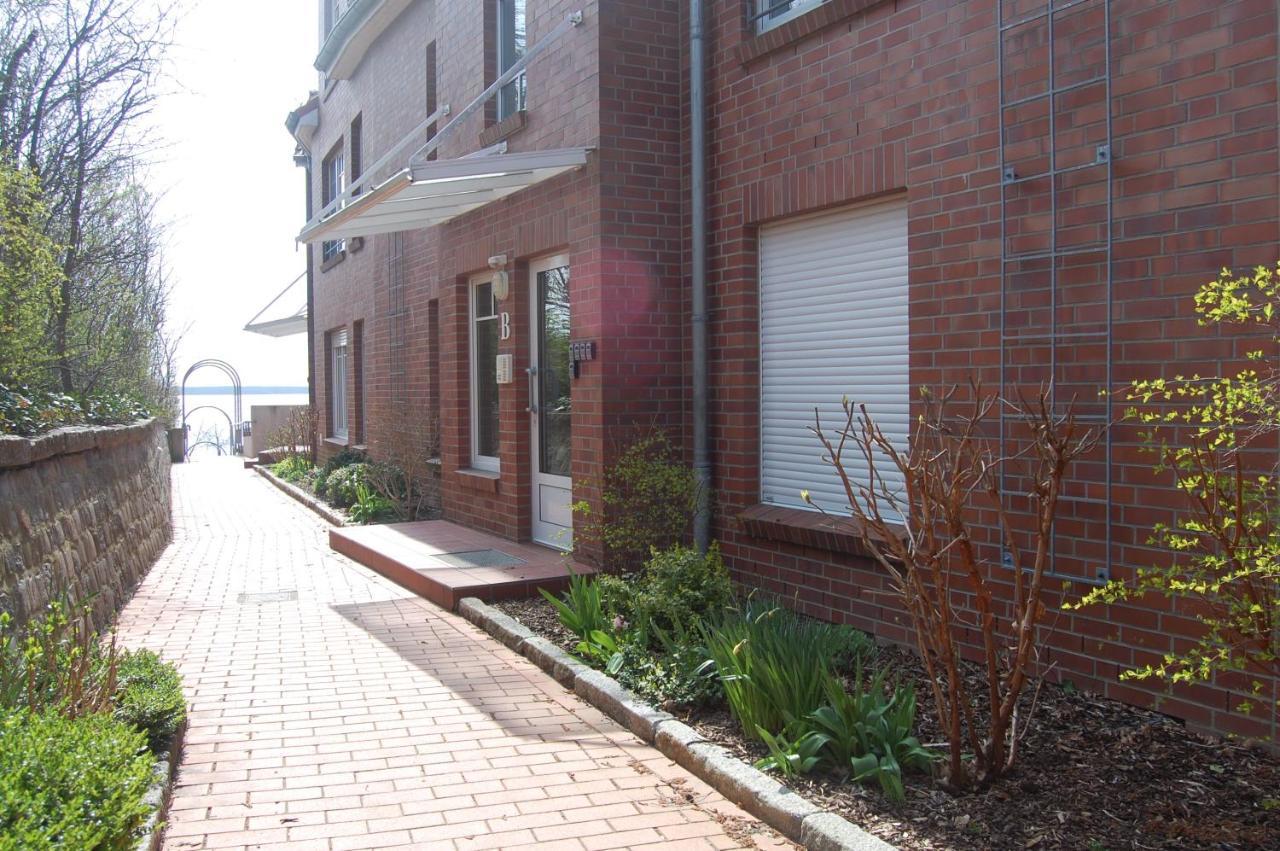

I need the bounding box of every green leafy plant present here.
[113,649,185,752]
[577,629,625,675]
[754,727,827,778]
[1071,262,1280,700]
[699,601,841,743]
[271,454,313,484]
[572,430,705,569]
[0,710,154,850]
[0,603,120,717]
[809,669,933,802]
[629,544,733,647]
[539,573,609,639]
[348,482,396,524]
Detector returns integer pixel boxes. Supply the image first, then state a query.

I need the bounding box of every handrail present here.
[297,10,585,240]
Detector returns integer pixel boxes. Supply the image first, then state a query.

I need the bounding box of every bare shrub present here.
[367,415,441,521]
[265,406,317,462]
[810,382,1099,789]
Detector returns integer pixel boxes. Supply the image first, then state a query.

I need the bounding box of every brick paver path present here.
[117,461,791,851]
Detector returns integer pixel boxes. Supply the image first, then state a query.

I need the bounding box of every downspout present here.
[297,145,317,464]
[690,0,710,553]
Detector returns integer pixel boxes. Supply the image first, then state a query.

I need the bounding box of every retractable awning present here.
[297,147,591,244]
[245,272,307,337]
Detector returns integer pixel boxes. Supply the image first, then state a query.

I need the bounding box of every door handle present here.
[526,366,538,414]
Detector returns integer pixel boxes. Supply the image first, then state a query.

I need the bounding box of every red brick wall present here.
[700,0,1280,739]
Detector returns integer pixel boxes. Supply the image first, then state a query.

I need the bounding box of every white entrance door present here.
[529,255,573,548]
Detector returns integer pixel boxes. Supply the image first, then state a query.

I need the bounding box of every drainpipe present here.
[296,144,317,464]
[690,0,711,553]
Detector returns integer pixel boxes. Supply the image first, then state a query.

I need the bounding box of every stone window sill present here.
[320,249,347,272]
[456,467,500,494]
[479,109,527,149]
[736,503,901,559]
[323,436,348,448]
[738,0,888,65]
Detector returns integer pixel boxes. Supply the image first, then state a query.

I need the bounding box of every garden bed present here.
[497,596,1280,851]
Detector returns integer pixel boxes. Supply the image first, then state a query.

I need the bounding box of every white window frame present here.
[753,0,827,34]
[469,276,501,472]
[321,143,346,261]
[330,329,349,440]
[497,0,527,120]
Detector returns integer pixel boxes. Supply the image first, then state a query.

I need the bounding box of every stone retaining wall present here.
[0,418,171,629]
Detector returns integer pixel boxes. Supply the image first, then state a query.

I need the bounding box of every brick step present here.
[329,519,591,610]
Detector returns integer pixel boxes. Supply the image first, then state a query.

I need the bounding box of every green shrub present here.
[572,431,704,569]
[616,639,721,709]
[113,650,185,752]
[629,544,733,646]
[271,455,313,484]
[325,462,371,508]
[0,710,154,850]
[348,482,396,524]
[0,604,119,717]
[700,601,845,743]
[0,383,149,437]
[314,448,365,499]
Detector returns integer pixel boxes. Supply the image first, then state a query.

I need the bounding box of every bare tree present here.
[0,0,175,398]
[810,383,1099,789]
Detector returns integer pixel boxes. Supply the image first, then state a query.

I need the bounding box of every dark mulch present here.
[494,597,1280,851]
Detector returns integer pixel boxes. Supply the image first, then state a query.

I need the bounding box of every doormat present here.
[431,550,526,568]
[237,590,299,604]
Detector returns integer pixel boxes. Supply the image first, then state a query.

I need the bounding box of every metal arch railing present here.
[181,360,244,457]
[180,406,236,460]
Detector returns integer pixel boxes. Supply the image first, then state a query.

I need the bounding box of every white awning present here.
[245,272,307,337]
[297,147,591,244]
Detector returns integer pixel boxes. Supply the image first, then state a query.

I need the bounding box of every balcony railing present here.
[316,0,413,80]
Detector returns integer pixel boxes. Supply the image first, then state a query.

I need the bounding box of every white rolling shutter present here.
[759,196,909,517]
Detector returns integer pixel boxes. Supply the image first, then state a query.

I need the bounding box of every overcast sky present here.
[147,0,316,388]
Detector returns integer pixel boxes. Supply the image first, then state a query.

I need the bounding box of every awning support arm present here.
[244,270,307,329]
[297,10,584,239]
[407,10,584,165]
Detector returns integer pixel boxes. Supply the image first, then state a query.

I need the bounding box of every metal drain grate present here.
[237,590,298,604]
[430,549,525,568]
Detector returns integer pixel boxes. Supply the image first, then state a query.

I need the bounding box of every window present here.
[352,319,364,444]
[330,329,349,440]
[497,0,526,120]
[425,41,439,161]
[349,114,363,196]
[321,141,346,262]
[753,0,827,33]
[470,279,501,470]
[758,196,909,517]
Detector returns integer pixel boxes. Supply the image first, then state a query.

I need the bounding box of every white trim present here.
[754,0,827,34]
[470,275,501,472]
[330,329,350,440]
[529,253,573,549]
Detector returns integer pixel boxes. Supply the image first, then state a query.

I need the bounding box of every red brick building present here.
[288,0,1279,738]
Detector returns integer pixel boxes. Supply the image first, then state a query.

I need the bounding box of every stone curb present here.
[0,417,159,470]
[255,466,348,527]
[134,717,187,851]
[457,596,896,850]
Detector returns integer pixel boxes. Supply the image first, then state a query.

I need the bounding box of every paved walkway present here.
[117,461,789,851]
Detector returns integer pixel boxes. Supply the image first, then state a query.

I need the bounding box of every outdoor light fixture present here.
[488,254,510,300]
